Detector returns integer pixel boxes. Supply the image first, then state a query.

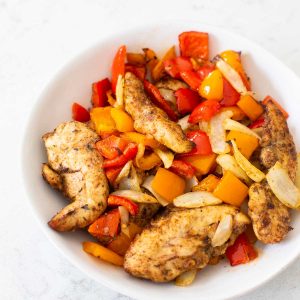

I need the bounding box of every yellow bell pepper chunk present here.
[152,168,186,202]
[219,106,245,121]
[227,130,259,159]
[213,171,249,206]
[90,107,116,134]
[137,152,161,170]
[120,132,160,148]
[182,154,217,176]
[199,70,223,101]
[192,174,220,192]
[237,95,263,121]
[110,108,134,132]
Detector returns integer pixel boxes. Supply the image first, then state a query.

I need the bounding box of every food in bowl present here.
[41,30,299,286]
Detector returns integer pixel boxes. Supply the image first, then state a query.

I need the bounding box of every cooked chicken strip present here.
[124,72,194,153]
[42,121,109,231]
[248,101,296,243]
[124,205,250,282]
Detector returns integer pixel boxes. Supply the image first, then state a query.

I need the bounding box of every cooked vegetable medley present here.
[42,31,299,286]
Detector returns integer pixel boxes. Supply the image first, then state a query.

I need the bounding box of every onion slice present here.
[134,143,146,167]
[111,190,158,204]
[158,88,176,104]
[266,161,300,209]
[211,214,233,247]
[216,154,251,183]
[185,176,199,193]
[114,160,132,185]
[173,191,222,208]
[119,165,141,192]
[142,176,169,206]
[209,111,233,154]
[178,115,191,131]
[215,57,248,95]
[154,147,174,168]
[114,74,124,108]
[118,206,129,226]
[175,270,197,287]
[223,118,261,140]
[231,140,265,182]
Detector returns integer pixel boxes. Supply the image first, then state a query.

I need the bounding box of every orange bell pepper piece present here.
[192,174,220,192]
[220,106,246,121]
[82,241,124,266]
[120,132,160,149]
[182,154,217,176]
[213,171,248,206]
[137,152,161,170]
[237,95,263,121]
[126,52,145,66]
[110,108,134,132]
[90,107,116,133]
[107,233,132,256]
[152,168,186,202]
[143,48,158,73]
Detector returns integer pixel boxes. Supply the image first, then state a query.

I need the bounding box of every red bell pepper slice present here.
[179,130,212,157]
[164,56,193,79]
[111,45,126,93]
[226,233,258,266]
[125,64,146,80]
[88,209,120,240]
[262,95,289,118]
[108,195,139,216]
[175,88,201,115]
[103,143,138,169]
[91,78,111,107]
[72,103,90,122]
[105,167,122,185]
[249,116,265,129]
[144,80,178,121]
[180,70,202,91]
[220,77,240,107]
[169,160,196,179]
[196,63,215,80]
[188,100,221,123]
[96,135,128,160]
[179,31,209,60]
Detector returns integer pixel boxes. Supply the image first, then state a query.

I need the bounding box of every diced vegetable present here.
[83,241,124,266]
[182,153,217,175]
[142,175,169,206]
[179,31,209,60]
[192,174,220,192]
[137,152,161,170]
[88,209,120,240]
[107,232,131,256]
[106,90,116,106]
[126,52,145,66]
[152,46,176,81]
[185,176,199,193]
[158,88,176,104]
[118,206,129,226]
[125,65,146,80]
[110,108,134,132]
[180,70,202,90]
[103,143,138,168]
[154,147,174,168]
[152,168,186,202]
[91,78,111,107]
[105,167,122,185]
[219,106,245,121]
[111,45,126,93]
[266,161,300,209]
[231,140,265,182]
[96,135,128,160]
[90,107,116,133]
[173,191,222,208]
[237,95,263,121]
[224,119,261,140]
[169,159,196,179]
[225,233,257,266]
[119,165,141,192]
[177,115,192,131]
[199,70,223,101]
[196,62,215,80]
[122,222,143,240]
[175,270,197,287]
[114,160,133,185]
[249,117,264,129]
[209,110,233,154]
[108,195,139,215]
[144,80,178,121]
[227,130,259,159]
[180,130,212,157]
[188,100,221,123]
[120,132,160,149]
[111,190,158,204]
[164,56,193,79]
[211,214,233,247]
[221,77,240,107]
[72,103,90,122]
[216,154,250,183]
[213,171,249,206]
[262,95,289,118]
[143,48,158,73]
[175,88,201,115]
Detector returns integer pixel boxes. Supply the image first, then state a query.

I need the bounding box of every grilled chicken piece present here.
[124,72,194,153]
[42,121,109,232]
[155,78,188,91]
[124,205,250,282]
[248,101,296,243]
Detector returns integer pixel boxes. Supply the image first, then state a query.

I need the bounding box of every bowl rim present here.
[21,20,300,300]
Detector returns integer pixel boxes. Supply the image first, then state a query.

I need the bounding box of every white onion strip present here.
[111,190,158,204]
[154,148,174,168]
[142,176,169,206]
[211,214,233,247]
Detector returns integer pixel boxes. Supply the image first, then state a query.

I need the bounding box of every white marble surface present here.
[1,0,300,299]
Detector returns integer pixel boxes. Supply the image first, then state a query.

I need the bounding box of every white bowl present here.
[22,21,300,300]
